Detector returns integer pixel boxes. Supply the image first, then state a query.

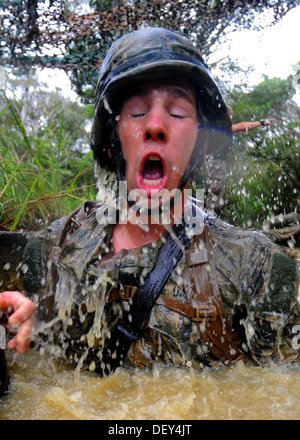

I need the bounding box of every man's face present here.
[117,79,198,210]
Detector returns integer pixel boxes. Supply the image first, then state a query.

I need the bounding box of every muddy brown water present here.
[1,348,300,420]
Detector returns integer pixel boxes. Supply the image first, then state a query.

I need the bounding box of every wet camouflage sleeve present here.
[210,218,300,365]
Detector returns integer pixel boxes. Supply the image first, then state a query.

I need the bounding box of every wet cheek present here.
[119,123,143,142]
[131,130,142,140]
[122,140,141,174]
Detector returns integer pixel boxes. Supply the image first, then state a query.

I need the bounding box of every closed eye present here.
[168,103,190,119]
[170,113,185,119]
[131,112,147,118]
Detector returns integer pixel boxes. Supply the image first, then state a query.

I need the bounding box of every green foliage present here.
[229,76,296,122]
[1,73,299,231]
[0,81,96,230]
[0,3,299,229]
[223,76,300,229]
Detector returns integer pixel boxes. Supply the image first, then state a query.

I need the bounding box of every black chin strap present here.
[96,220,191,376]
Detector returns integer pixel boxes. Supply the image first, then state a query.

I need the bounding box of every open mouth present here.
[138,154,167,192]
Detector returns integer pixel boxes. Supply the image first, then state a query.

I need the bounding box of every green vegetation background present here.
[0,70,299,232]
[1,0,299,232]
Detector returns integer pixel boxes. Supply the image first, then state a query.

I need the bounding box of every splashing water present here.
[1,349,300,420]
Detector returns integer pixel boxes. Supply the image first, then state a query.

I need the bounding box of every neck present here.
[112,186,190,254]
[112,221,166,254]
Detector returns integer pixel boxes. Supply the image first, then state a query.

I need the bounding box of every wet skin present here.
[117,79,198,202]
[112,79,199,253]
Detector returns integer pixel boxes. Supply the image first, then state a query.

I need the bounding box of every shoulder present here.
[205,216,299,302]
[22,202,101,291]
[207,216,287,260]
[45,201,101,248]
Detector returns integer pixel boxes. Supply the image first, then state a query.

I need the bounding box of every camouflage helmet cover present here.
[91,27,232,172]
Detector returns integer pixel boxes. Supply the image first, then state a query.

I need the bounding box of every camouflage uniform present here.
[21,28,300,373]
[22,199,300,374]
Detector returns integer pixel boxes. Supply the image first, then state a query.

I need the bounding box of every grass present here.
[0,91,96,231]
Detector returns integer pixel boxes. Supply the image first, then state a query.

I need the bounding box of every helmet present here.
[91,27,232,182]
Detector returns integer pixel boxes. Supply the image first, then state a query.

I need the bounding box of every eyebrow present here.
[171,87,196,105]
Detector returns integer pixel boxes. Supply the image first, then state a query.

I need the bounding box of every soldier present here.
[0,28,299,381]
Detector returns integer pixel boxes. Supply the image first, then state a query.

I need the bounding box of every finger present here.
[0,291,35,326]
[7,317,34,354]
[0,291,26,312]
[6,337,17,351]
[9,299,36,327]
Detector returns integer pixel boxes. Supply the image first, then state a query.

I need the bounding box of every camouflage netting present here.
[1,0,299,99]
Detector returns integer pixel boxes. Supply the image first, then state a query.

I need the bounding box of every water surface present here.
[1,348,300,420]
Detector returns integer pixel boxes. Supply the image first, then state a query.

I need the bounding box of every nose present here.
[144,105,167,142]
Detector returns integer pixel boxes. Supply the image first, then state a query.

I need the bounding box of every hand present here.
[0,291,36,354]
[260,118,274,126]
